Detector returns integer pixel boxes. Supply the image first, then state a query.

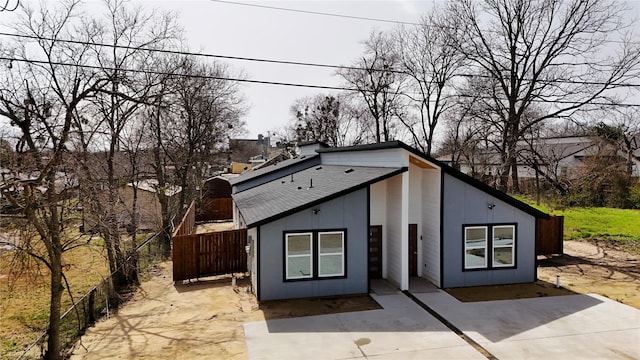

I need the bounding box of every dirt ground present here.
[68,264,379,360]
[194,221,235,234]
[448,240,640,309]
[69,239,640,359]
[537,240,640,308]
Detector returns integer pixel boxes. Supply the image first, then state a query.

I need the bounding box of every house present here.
[439,136,640,184]
[231,141,549,301]
[116,179,182,232]
[229,134,274,163]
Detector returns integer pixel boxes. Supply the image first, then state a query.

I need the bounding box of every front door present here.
[409,224,418,277]
[369,225,382,279]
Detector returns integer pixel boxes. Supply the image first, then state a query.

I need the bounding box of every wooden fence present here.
[172,229,247,281]
[196,198,233,222]
[537,215,564,256]
[172,200,196,237]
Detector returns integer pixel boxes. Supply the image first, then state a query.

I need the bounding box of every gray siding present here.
[234,157,321,193]
[441,174,536,288]
[258,188,369,301]
[320,148,407,167]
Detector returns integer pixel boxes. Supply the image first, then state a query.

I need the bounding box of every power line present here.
[0,31,406,74]
[210,0,640,47]
[0,56,358,92]
[0,0,18,12]
[209,0,421,26]
[0,32,638,88]
[2,56,639,107]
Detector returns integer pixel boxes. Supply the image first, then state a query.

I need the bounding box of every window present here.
[318,232,344,277]
[285,233,312,279]
[492,225,515,267]
[465,226,487,269]
[284,230,346,280]
[463,224,516,270]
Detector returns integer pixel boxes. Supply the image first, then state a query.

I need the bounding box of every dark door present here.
[409,224,418,277]
[369,225,382,279]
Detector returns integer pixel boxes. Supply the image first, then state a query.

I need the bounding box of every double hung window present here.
[463,224,515,270]
[285,233,313,279]
[285,230,346,280]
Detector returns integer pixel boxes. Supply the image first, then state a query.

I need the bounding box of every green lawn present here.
[516,196,640,250]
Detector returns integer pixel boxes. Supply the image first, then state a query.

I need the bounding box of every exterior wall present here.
[369,180,388,277]
[408,164,423,276]
[441,174,536,288]
[231,162,252,174]
[234,157,321,193]
[257,188,369,301]
[117,188,161,231]
[320,148,408,168]
[421,168,441,286]
[248,227,258,293]
[385,174,403,288]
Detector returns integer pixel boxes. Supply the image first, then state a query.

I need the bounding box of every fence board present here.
[196,198,233,221]
[172,228,247,281]
[172,200,196,238]
[537,215,564,255]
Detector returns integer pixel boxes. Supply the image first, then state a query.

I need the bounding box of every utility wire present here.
[2,56,639,107]
[0,0,18,12]
[0,32,638,88]
[0,56,358,92]
[209,0,421,26]
[210,0,640,46]
[0,31,406,74]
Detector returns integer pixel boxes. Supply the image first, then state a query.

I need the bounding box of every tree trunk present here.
[511,162,520,193]
[45,250,64,360]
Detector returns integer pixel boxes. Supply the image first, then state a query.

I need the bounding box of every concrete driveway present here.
[412,290,640,359]
[244,293,485,359]
[245,288,640,360]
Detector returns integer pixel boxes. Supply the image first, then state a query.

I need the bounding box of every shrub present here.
[629,182,640,209]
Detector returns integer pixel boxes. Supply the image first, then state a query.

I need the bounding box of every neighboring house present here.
[230,141,549,301]
[117,179,182,232]
[230,162,252,174]
[229,134,274,163]
[439,136,640,183]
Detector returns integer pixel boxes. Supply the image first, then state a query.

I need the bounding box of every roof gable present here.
[232,165,406,227]
[318,141,549,219]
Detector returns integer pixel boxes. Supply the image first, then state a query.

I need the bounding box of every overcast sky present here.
[1,0,638,141]
[156,0,436,139]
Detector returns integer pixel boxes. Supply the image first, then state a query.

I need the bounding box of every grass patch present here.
[516,195,640,251]
[0,242,110,360]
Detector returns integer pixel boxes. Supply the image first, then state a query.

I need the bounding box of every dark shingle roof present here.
[228,154,319,186]
[233,165,406,227]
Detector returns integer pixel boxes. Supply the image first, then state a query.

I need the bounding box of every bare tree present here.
[446,0,640,192]
[338,30,407,143]
[394,8,466,156]
[290,93,366,147]
[0,1,108,358]
[160,58,246,214]
[72,0,180,286]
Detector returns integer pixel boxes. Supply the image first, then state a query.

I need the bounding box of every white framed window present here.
[492,225,515,267]
[318,231,344,277]
[285,233,313,279]
[464,226,488,269]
